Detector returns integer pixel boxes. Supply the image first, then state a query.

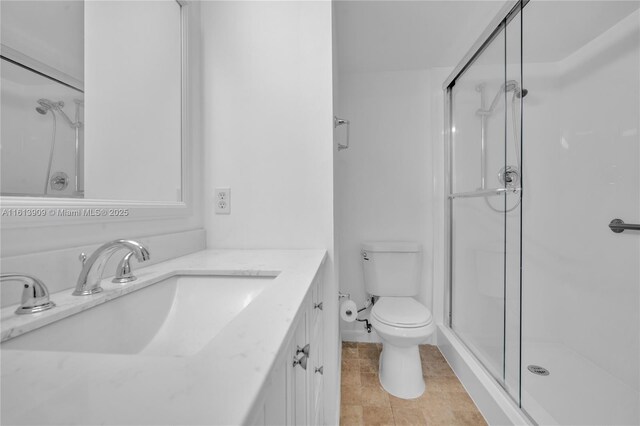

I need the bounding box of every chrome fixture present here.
[0,274,56,314]
[334,116,350,151]
[112,251,138,284]
[609,218,640,233]
[36,99,81,129]
[527,365,550,376]
[49,171,69,191]
[293,343,310,370]
[474,79,526,213]
[498,165,520,189]
[313,301,324,310]
[449,186,521,199]
[73,240,150,296]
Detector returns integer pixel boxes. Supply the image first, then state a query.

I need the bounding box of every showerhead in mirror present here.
[35,99,64,115]
[35,99,78,128]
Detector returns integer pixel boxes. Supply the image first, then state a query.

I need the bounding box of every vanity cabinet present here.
[249,267,325,426]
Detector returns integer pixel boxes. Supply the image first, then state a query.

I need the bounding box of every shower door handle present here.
[608,219,640,233]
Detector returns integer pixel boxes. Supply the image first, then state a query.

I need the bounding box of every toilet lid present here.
[372,297,433,327]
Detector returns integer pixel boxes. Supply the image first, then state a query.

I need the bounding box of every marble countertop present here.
[1,249,327,425]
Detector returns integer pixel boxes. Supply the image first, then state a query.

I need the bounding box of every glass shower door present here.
[449,8,523,399]
[520,1,640,424]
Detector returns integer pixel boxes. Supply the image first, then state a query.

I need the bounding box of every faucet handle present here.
[0,274,56,315]
[112,251,137,284]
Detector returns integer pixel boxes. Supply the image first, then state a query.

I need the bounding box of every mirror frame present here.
[0,0,191,228]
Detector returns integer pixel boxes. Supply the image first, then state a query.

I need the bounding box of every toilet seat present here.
[372,297,432,328]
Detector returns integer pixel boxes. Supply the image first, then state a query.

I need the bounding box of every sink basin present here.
[1,275,274,357]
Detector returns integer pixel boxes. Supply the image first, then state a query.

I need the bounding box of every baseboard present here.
[341,328,381,343]
[437,325,531,426]
[341,328,436,345]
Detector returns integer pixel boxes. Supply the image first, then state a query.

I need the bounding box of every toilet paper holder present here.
[338,292,374,333]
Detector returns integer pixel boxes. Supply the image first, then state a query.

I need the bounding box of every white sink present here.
[1,275,274,357]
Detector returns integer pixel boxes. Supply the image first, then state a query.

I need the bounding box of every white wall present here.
[199,1,338,422]
[335,69,435,341]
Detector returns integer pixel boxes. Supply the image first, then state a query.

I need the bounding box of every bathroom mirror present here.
[0,0,184,203]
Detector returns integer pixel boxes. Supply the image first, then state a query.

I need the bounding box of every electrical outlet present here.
[215,188,230,214]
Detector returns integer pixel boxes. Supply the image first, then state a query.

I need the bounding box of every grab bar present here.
[608,218,640,233]
[449,187,521,199]
[334,116,350,151]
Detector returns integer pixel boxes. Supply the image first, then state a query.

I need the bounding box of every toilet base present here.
[378,343,425,399]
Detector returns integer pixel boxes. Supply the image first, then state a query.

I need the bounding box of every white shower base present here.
[438,326,639,426]
[521,342,639,426]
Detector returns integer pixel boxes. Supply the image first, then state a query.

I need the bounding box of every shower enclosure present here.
[444,1,639,424]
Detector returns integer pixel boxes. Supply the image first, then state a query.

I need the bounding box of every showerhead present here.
[505,80,528,99]
[36,105,49,115]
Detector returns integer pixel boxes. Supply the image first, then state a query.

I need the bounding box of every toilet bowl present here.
[371,296,435,399]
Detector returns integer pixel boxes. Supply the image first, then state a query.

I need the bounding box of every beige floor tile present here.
[342,383,363,405]
[343,358,360,373]
[451,410,488,426]
[360,372,380,388]
[362,406,395,426]
[359,356,379,374]
[343,369,362,386]
[361,384,390,407]
[358,344,381,360]
[419,390,454,412]
[341,343,483,426]
[341,405,364,426]
[343,346,360,359]
[425,377,466,393]
[421,408,457,426]
[423,360,455,378]
[447,392,479,412]
[392,407,427,426]
[389,394,423,411]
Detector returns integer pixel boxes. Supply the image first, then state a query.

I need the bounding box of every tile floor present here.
[340,342,487,426]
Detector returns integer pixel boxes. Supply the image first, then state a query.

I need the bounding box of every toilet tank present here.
[361,242,422,297]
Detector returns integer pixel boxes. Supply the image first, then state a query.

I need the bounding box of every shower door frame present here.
[442,0,528,410]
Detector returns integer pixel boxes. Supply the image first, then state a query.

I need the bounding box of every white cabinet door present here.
[291,308,308,425]
[249,269,326,426]
[309,273,325,425]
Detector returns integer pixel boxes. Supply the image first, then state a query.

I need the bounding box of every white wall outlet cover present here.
[215,188,230,214]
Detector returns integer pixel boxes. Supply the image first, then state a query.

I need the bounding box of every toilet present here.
[361,241,435,399]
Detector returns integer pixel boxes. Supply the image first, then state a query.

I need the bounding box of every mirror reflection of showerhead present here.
[35,98,78,128]
[35,99,64,115]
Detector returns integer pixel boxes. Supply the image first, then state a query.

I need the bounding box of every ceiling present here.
[334,0,506,73]
[334,0,640,73]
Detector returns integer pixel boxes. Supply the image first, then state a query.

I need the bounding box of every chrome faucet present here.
[0,274,56,314]
[73,240,150,296]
